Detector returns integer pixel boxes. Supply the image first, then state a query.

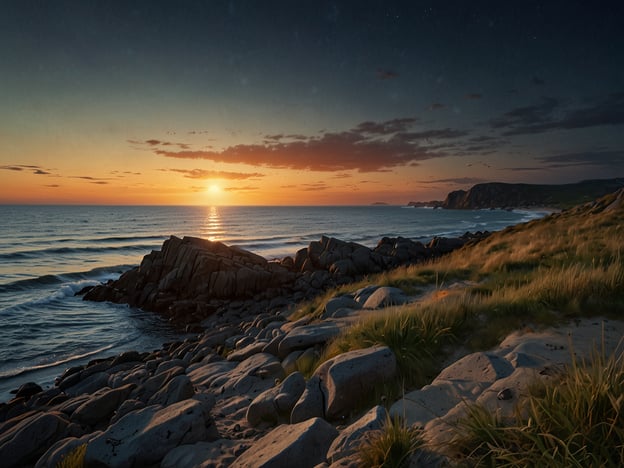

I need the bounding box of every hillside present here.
[409,177,624,209]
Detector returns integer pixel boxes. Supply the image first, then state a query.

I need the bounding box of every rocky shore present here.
[83,232,488,326]
[1,217,622,467]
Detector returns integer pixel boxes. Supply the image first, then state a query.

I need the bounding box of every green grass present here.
[450,346,624,467]
[357,415,424,468]
[322,306,463,392]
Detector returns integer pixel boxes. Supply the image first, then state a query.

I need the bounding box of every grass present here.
[450,345,624,466]
[323,306,463,390]
[357,415,424,468]
[56,444,86,468]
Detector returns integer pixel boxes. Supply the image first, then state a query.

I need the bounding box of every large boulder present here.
[71,383,135,426]
[315,346,397,419]
[327,405,388,463]
[232,417,338,467]
[0,411,69,468]
[85,398,216,467]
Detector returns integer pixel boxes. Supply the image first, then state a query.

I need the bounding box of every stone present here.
[324,296,361,316]
[315,346,397,420]
[72,383,135,426]
[327,405,388,463]
[232,417,338,468]
[64,371,109,397]
[290,375,325,423]
[218,353,285,399]
[85,399,216,467]
[0,411,69,468]
[278,323,341,358]
[161,439,245,468]
[35,433,94,468]
[434,352,514,384]
[362,287,408,309]
[11,382,43,400]
[274,371,306,414]
[147,374,195,406]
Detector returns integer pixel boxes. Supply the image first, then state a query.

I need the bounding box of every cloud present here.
[536,150,624,168]
[427,103,446,111]
[223,185,259,192]
[44,184,60,188]
[130,139,190,150]
[465,93,483,100]
[532,76,545,85]
[301,182,329,191]
[149,118,463,172]
[331,173,353,179]
[377,68,399,80]
[489,97,560,130]
[165,168,265,180]
[418,177,486,185]
[490,93,624,135]
[1,164,52,175]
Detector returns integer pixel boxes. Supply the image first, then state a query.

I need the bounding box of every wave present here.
[0,243,159,261]
[0,344,116,380]
[0,264,134,293]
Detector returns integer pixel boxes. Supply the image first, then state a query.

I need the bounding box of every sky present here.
[1,0,623,205]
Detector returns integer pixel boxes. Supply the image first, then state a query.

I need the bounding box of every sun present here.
[208,184,221,194]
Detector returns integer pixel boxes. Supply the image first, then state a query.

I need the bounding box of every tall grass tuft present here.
[451,346,624,466]
[323,307,462,389]
[55,444,86,468]
[358,415,424,468]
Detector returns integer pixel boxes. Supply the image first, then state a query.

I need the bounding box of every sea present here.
[0,205,548,402]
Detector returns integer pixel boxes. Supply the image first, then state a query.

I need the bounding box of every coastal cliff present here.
[1,188,623,467]
[409,177,624,209]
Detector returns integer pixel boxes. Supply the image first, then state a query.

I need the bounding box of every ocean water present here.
[0,205,547,401]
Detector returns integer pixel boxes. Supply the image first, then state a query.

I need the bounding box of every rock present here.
[232,417,338,468]
[147,374,195,406]
[161,439,245,468]
[247,371,306,427]
[324,296,361,316]
[274,372,306,413]
[278,323,341,358]
[327,405,387,463]
[85,398,217,467]
[11,382,43,400]
[362,286,408,309]
[35,433,94,468]
[315,346,397,419]
[71,383,135,426]
[218,353,285,399]
[0,411,69,468]
[434,352,514,384]
[290,375,325,423]
[64,371,109,397]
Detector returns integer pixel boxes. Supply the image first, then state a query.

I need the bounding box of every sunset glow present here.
[1,2,622,205]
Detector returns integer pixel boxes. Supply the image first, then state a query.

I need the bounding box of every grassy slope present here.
[297,189,624,398]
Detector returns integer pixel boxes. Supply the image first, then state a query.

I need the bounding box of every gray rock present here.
[64,371,109,397]
[274,371,306,413]
[290,375,325,423]
[0,411,69,468]
[147,374,194,406]
[71,383,135,426]
[85,398,216,467]
[219,353,285,399]
[35,433,94,468]
[324,296,361,316]
[232,417,338,468]
[362,287,408,309]
[278,323,341,358]
[161,439,245,468]
[315,346,397,419]
[327,405,387,463]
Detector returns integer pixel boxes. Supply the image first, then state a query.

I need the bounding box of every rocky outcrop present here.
[437,178,624,210]
[84,233,488,325]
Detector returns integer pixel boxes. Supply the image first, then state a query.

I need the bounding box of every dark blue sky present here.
[1,1,623,204]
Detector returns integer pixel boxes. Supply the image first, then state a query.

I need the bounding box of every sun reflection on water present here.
[202,206,224,241]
